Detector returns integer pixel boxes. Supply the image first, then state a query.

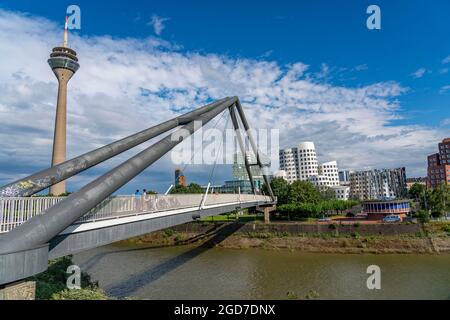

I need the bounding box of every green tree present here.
[187,183,204,193]
[170,185,188,194]
[429,182,450,217]
[263,177,290,205]
[321,187,336,201]
[288,180,322,204]
[408,183,426,201]
[171,183,204,194]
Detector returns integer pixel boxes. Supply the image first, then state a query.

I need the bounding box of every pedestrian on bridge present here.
[134,189,142,211]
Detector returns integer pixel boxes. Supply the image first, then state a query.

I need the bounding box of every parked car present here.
[382,215,402,223]
[318,217,331,222]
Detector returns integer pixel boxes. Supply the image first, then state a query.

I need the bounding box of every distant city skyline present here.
[0,1,448,194]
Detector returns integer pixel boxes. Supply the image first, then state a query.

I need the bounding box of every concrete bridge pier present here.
[257,205,277,224]
[0,281,36,300]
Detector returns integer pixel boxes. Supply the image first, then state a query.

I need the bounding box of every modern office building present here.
[349,168,407,200]
[297,142,319,180]
[232,152,263,182]
[333,186,350,200]
[232,152,265,191]
[279,142,319,183]
[174,169,186,187]
[338,170,352,185]
[279,142,342,194]
[278,148,299,182]
[427,138,450,188]
[309,175,349,200]
[308,175,331,190]
[318,161,339,187]
[273,170,287,180]
[48,17,80,195]
[202,180,257,194]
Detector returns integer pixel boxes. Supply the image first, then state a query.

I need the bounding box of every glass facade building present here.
[363,199,411,220]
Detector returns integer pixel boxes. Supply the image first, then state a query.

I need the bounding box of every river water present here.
[73,243,450,300]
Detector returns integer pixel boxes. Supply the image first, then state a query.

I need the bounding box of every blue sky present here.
[0,1,448,193]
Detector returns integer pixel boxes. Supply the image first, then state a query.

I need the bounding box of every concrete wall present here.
[172,221,422,236]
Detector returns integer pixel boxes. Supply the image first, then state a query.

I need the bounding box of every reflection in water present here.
[73,242,450,300]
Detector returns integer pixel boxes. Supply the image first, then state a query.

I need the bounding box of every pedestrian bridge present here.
[0,194,271,234]
[0,97,276,286]
[0,193,272,258]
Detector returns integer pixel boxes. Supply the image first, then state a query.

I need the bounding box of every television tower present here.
[48,16,80,195]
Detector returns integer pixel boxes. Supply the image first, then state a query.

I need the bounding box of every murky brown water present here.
[73,243,450,300]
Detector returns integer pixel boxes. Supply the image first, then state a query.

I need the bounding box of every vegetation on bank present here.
[277,200,359,219]
[262,178,360,219]
[29,256,108,300]
[409,182,450,219]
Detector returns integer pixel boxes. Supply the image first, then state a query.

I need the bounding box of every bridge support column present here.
[258,205,276,224]
[264,207,270,224]
[0,281,36,300]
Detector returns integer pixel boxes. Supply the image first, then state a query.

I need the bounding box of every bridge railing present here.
[0,194,272,233]
[0,197,65,233]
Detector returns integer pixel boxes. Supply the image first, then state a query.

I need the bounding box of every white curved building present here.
[318,161,340,186]
[274,170,288,180]
[278,148,299,182]
[279,142,319,183]
[297,142,319,180]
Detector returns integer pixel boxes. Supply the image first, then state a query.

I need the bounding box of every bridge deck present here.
[0,194,272,234]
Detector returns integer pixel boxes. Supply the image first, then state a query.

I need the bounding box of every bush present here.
[164,228,175,237]
[29,256,106,300]
[286,291,298,300]
[304,290,320,300]
[52,287,108,300]
[413,210,430,222]
[351,232,360,239]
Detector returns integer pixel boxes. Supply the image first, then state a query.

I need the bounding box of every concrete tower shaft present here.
[47,18,79,196]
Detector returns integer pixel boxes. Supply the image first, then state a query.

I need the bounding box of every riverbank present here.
[120,220,450,254]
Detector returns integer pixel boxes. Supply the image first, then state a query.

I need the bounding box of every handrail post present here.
[238,186,241,204]
[200,182,211,209]
[165,184,174,195]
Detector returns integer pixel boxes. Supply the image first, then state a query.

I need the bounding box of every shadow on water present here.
[78,224,221,273]
[82,222,244,298]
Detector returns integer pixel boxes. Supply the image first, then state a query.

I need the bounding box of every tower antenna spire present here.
[63,16,68,47]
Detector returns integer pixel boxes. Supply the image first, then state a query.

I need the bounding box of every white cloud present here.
[0,9,445,192]
[443,55,450,64]
[354,64,368,71]
[410,68,427,79]
[441,118,450,126]
[440,85,450,94]
[148,14,170,36]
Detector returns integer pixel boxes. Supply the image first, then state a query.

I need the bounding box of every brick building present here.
[427,138,450,188]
